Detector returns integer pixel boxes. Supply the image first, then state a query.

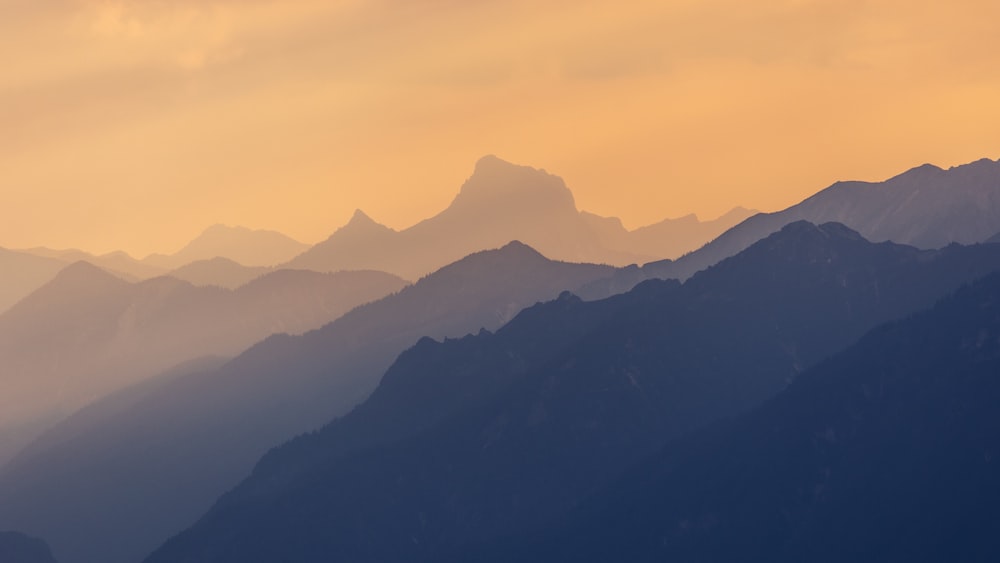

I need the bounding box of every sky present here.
[2,0,1000,257]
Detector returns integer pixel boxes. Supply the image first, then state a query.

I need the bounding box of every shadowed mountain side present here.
[582,207,756,261]
[167,257,271,289]
[144,223,1000,563]
[640,157,1000,282]
[18,247,167,281]
[0,249,67,315]
[0,264,405,464]
[0,242,619,563]
[988,231,1000,244]
[284,156,651,279]
[463,273,1000,563]
[0,531,57,563]
[143,224,308,269]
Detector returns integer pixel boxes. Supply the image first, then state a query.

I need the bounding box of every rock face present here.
[144,222,1000,563]
[0,531,57,563]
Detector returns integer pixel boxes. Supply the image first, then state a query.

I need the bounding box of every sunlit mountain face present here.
[3,3,1000,563]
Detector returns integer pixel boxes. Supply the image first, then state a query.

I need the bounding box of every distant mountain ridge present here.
[643,156,1000,282]
[144,222,1000,563]
[0,249,67,315]
[0,263,405,464]
[284,156,749,279]
[144,224,308,269]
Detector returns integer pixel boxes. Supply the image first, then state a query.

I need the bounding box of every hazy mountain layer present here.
[0,265,405,464]
[0,243,617,563]
[143,224,308,269]
[0,249,67,315]
[464,272,1000,563]
[582,207,756,260]
[167,257,271,289]
[284,156,742,279]
[17,247,168,281]
[146,222,1000,563]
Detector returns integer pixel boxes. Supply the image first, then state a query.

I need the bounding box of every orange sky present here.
[2,0,1000,256]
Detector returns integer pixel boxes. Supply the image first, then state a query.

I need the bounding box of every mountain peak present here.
[12,261,130,309]
[52,261,123,285]
[347,209,377,226]
[454,155,577,212]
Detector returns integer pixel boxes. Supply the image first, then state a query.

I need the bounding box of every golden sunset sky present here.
[3,0,1000,256]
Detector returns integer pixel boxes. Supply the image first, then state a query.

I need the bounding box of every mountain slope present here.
[144,224,308,269]
[18,247,167,281]
[645,157,1000,282]
[0,243,618,563]
[582,207,756,260]
[0,249,67,314]
[473,272,1000,563]
[285,156,654,279]
[0,531,57,563]
[167,257,270,289]
[145,222,1000,563]
[0,264,405,463]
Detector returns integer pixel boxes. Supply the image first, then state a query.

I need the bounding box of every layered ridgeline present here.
[284,155,750,279]
[142,224,309,269]
[146,222,1000,563]
[462,273,1000,563]
[0,531,57,563]
[0,243,619,563]
[644,156,1000,282]
[0,264,405,464]
[0,249,66,315]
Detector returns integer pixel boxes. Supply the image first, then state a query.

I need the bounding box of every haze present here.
[3,0,1000,256]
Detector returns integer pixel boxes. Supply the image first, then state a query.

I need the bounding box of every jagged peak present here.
[333,208,394,235]
[347,208,378,226]
[457,155,574,208]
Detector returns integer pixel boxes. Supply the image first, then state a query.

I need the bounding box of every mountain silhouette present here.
[18,247,167,281]
[0,249,68,314]
[643,157,1000,282]
[286,156,669,279]
[463,272,1000,563]
[0,263,405,464]
[0,242,619,563]
[582,206,756,260]
[143,224,308,269]
[143,223,1000,563]
[167,257,270,289]
[0,531,57,563]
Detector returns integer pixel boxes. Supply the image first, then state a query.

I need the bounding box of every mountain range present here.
[0,264,405,464]
[144,222,1000,562]
[0,242,620,563]
[643,157,1000,282]
[142,224,309,269]
[283,155,751,279]
[0,249,66,315]
[458,271,1000,563]
[3,154,1000,563]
